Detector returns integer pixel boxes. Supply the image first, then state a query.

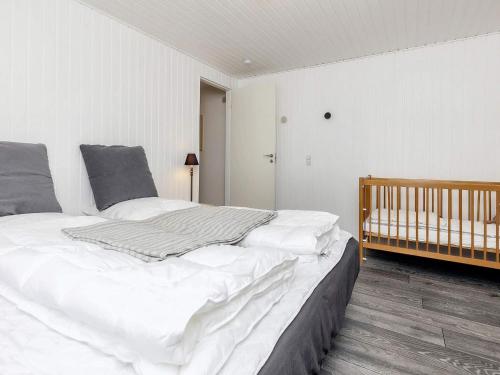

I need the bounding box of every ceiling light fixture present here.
[243,58,252,65]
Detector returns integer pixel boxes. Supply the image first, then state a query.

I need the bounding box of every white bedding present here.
[0,212,351,375]
[83,198,199,221]
[0,213,296,374]
[87,198,340,255]
[241,209,340,255]
[368,208,445,228]
[366,209,499,249]
[241,224,340,255]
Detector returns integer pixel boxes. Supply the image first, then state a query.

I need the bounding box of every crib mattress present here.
[365,221,499,250]
[365,209,499,250]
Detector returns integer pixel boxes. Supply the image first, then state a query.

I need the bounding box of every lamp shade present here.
[184,153,199,166]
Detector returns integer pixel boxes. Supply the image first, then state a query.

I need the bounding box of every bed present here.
[0,142,359,374]
[0,210,358,375]
[359,176,500,269]
[258,237,359,375]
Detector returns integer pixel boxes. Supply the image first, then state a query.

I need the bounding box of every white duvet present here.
[0,233,350,375]
[0,213,296,374]
[0,205,349,375]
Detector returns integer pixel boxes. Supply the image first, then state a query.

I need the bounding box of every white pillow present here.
[269,210,339,236]
[241,224,340,255]
[83,197,199,220]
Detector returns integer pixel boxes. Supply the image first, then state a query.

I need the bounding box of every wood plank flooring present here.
[321,250,500,375]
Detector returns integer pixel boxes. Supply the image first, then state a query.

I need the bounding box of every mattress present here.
[0,213,356,375]
[365,209,499,250]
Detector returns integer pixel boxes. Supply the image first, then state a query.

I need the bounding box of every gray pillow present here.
[0,141,62,216]
[80,145,158,211]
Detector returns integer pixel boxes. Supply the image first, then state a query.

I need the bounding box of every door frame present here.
[199,77,231,205]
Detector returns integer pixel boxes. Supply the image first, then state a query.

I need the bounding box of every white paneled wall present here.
[0,0,234,214]
[1,0,499,235]
[240,33,500,235]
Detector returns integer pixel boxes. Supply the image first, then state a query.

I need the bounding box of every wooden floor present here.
[321,250,500,375]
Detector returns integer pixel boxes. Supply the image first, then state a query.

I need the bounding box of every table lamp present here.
[184,153,199,201]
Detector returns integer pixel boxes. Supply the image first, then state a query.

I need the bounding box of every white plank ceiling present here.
[79,0,500,77]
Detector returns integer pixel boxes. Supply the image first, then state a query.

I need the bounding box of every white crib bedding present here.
[0,213,351,375]
[365,209,499,249]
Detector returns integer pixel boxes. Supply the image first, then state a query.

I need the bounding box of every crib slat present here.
[459,189,463,257]
[489,191,492,222]
[398,186,401,211]
[422,187,425,211]
[387,187,391,243]
[439,188,443,216]
[483,190,487,259]
[496,192,499,263]
[468,190,471,221]
[376,185,380,210]
[406,187,410,248]
[383,186,386,209]
[477,191,481,222]
[432,188,435,213]
[415,187,419,250]
[391,186,394,210]
[449,189,453,256]
[377,186,381,241]
[471,190,475,256]
[369,188,373,243]
[425,188,430,251]
[448,189,451,220]
[397,186,401,247]
[437,188,441,250]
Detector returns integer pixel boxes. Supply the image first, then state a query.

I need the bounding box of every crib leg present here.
[359,178,366,265]
[359,242,366,264]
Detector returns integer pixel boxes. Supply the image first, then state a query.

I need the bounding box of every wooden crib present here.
[358,176,500,269]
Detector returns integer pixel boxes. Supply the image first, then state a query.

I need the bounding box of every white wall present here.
[1,0,498,234]
[0,0,235,214]
[199,83,226,206]
[240,33,500,235]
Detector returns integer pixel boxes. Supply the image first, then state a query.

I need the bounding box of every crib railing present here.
[359,176,500,269]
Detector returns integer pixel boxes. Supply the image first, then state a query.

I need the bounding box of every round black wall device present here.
[324,112,332,120]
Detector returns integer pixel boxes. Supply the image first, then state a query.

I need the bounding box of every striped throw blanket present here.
[63,206,276,261]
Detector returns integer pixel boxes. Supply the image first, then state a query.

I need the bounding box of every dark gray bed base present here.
[258,238,359,375]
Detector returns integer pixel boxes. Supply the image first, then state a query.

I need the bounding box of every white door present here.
[229,82,276,209]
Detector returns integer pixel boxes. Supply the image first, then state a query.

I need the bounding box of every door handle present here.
[264,153,275,164]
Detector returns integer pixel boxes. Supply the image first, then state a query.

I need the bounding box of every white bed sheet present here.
[365,218,499,249]
[0,213,351,375]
